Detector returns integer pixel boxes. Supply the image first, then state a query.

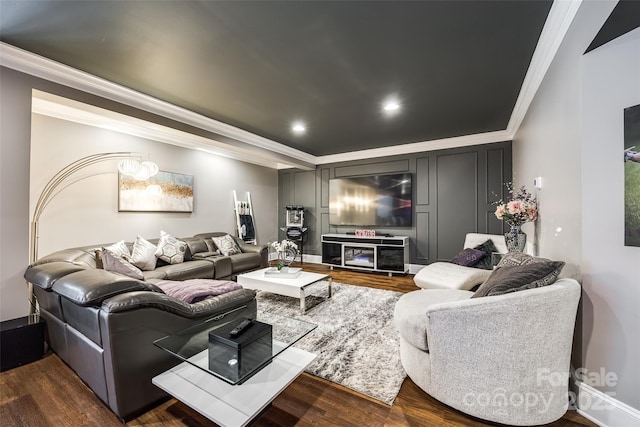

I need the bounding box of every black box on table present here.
[208,317,273,383]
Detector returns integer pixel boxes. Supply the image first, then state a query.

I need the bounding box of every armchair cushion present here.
[413,262,492,291]
[471,260,565,298]
[394,289,472,351]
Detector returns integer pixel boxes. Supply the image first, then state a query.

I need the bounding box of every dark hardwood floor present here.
[0,264,596,427]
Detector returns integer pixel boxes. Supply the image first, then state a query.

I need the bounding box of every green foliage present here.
[625,162,640,247]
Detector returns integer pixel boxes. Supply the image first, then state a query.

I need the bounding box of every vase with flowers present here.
[494,183,538,252]
[269,239,299,272]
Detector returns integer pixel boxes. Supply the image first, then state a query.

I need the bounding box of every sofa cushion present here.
[52,269,148,306]
[128,235,157,271]
[155,230,187,264]
[394,289,473,351]
[211,234,241,256]
[450,248,485,267]
[229,252,262,273]
[471,261,565,298]
[102,249,144,280]
[473,239,499,270]
[183,237,208,257]
[152,259,215,281]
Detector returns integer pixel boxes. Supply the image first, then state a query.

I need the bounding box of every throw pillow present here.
[95,249,104,269]
[155,230,187,264]
[102,248,144,280]
[473,239,499,270]
[204,238,219,254]
[497,252,551,268]
[129,235,157,271]
[104,240,130,258]
[211,234,241,256]
[450,248,485,267]
[471,260,565,298]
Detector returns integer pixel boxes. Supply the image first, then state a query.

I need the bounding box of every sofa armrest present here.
[237,242,268,267]
[101,288,257,318]
[25,261,88,290]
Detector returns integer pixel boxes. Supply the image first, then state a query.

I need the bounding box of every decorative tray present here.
[264,267,302,279]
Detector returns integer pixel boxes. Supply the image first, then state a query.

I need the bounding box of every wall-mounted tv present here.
[329,173,412,227]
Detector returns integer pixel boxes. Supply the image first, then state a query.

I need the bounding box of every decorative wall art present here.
[624,104,640,247]
[119,171,194,213]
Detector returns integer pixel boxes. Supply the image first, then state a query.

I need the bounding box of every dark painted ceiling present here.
[0,1,553,156]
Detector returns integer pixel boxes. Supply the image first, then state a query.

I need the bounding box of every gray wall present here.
[514,0,639,415]
[0,66,279,322]
[30,113,279,257]
[279,142,512,265]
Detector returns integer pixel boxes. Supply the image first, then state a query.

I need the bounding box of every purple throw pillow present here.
[450,248,486,267]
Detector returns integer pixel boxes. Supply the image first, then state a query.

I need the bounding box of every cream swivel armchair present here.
[394,277,581,425]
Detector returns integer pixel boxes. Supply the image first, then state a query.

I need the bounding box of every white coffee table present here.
[152,311,317,427]
[237,268,332,314]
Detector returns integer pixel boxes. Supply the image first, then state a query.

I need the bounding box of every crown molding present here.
[507,0,582,136]
[315,130,513,165]
[0,42,315,170]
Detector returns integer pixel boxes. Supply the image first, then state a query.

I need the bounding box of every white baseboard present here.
[575,381,640,427]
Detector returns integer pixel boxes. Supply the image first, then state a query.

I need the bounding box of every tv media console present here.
[321,234,409,276]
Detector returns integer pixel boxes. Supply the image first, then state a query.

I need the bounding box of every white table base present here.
[153,347,316,427]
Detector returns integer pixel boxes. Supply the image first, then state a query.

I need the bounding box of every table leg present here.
[328,277,333,299]
[300,288,306,314]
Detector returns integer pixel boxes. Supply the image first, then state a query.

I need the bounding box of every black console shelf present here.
[321,234,409,276]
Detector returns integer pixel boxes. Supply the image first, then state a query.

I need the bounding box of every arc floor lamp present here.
[28,151,158,312]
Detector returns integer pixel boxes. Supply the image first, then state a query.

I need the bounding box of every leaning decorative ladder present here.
[232,190,257,244]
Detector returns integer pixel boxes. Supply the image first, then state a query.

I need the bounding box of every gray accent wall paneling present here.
[279,142,512,265]
[436,152,478,259]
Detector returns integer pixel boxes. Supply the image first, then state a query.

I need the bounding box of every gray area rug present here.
[256,282,406,405]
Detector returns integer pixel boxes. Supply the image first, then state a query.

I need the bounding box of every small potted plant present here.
[270,239,299,271]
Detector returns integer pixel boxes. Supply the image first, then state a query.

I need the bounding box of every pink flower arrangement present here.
[494,183,538,226]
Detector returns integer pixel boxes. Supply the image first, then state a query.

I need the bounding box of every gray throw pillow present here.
[471,260,565,298]
[451,248,485,267]
[211,234,241,256]
[496,252,551,268]
[473,239,498,270]
[155,230,187,264]
[102,248,144,280]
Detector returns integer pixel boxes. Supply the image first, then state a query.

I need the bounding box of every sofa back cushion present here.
[52,269,149,306]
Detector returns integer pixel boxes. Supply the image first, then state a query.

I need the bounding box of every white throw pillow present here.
[129,235,157,271]
[155,230,187,264]
[104,240,130,258]
[211,234,241,256]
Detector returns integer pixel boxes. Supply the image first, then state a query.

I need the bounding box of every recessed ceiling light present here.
[383,101,400,112]
[291,121,306,134]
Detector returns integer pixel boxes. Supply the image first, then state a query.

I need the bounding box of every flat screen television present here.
[329,173,412,227]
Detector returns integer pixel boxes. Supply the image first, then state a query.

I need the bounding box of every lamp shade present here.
[117,159,140,176]
[141,161,159,177]
[133,163,152,181]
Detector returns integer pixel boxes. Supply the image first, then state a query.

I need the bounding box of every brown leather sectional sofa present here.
[24,232,268,421]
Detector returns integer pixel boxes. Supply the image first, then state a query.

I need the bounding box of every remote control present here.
[229,318,254,338]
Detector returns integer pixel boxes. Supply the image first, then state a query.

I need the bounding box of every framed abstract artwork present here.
[119,171,194,213]
[624,104,640,247]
